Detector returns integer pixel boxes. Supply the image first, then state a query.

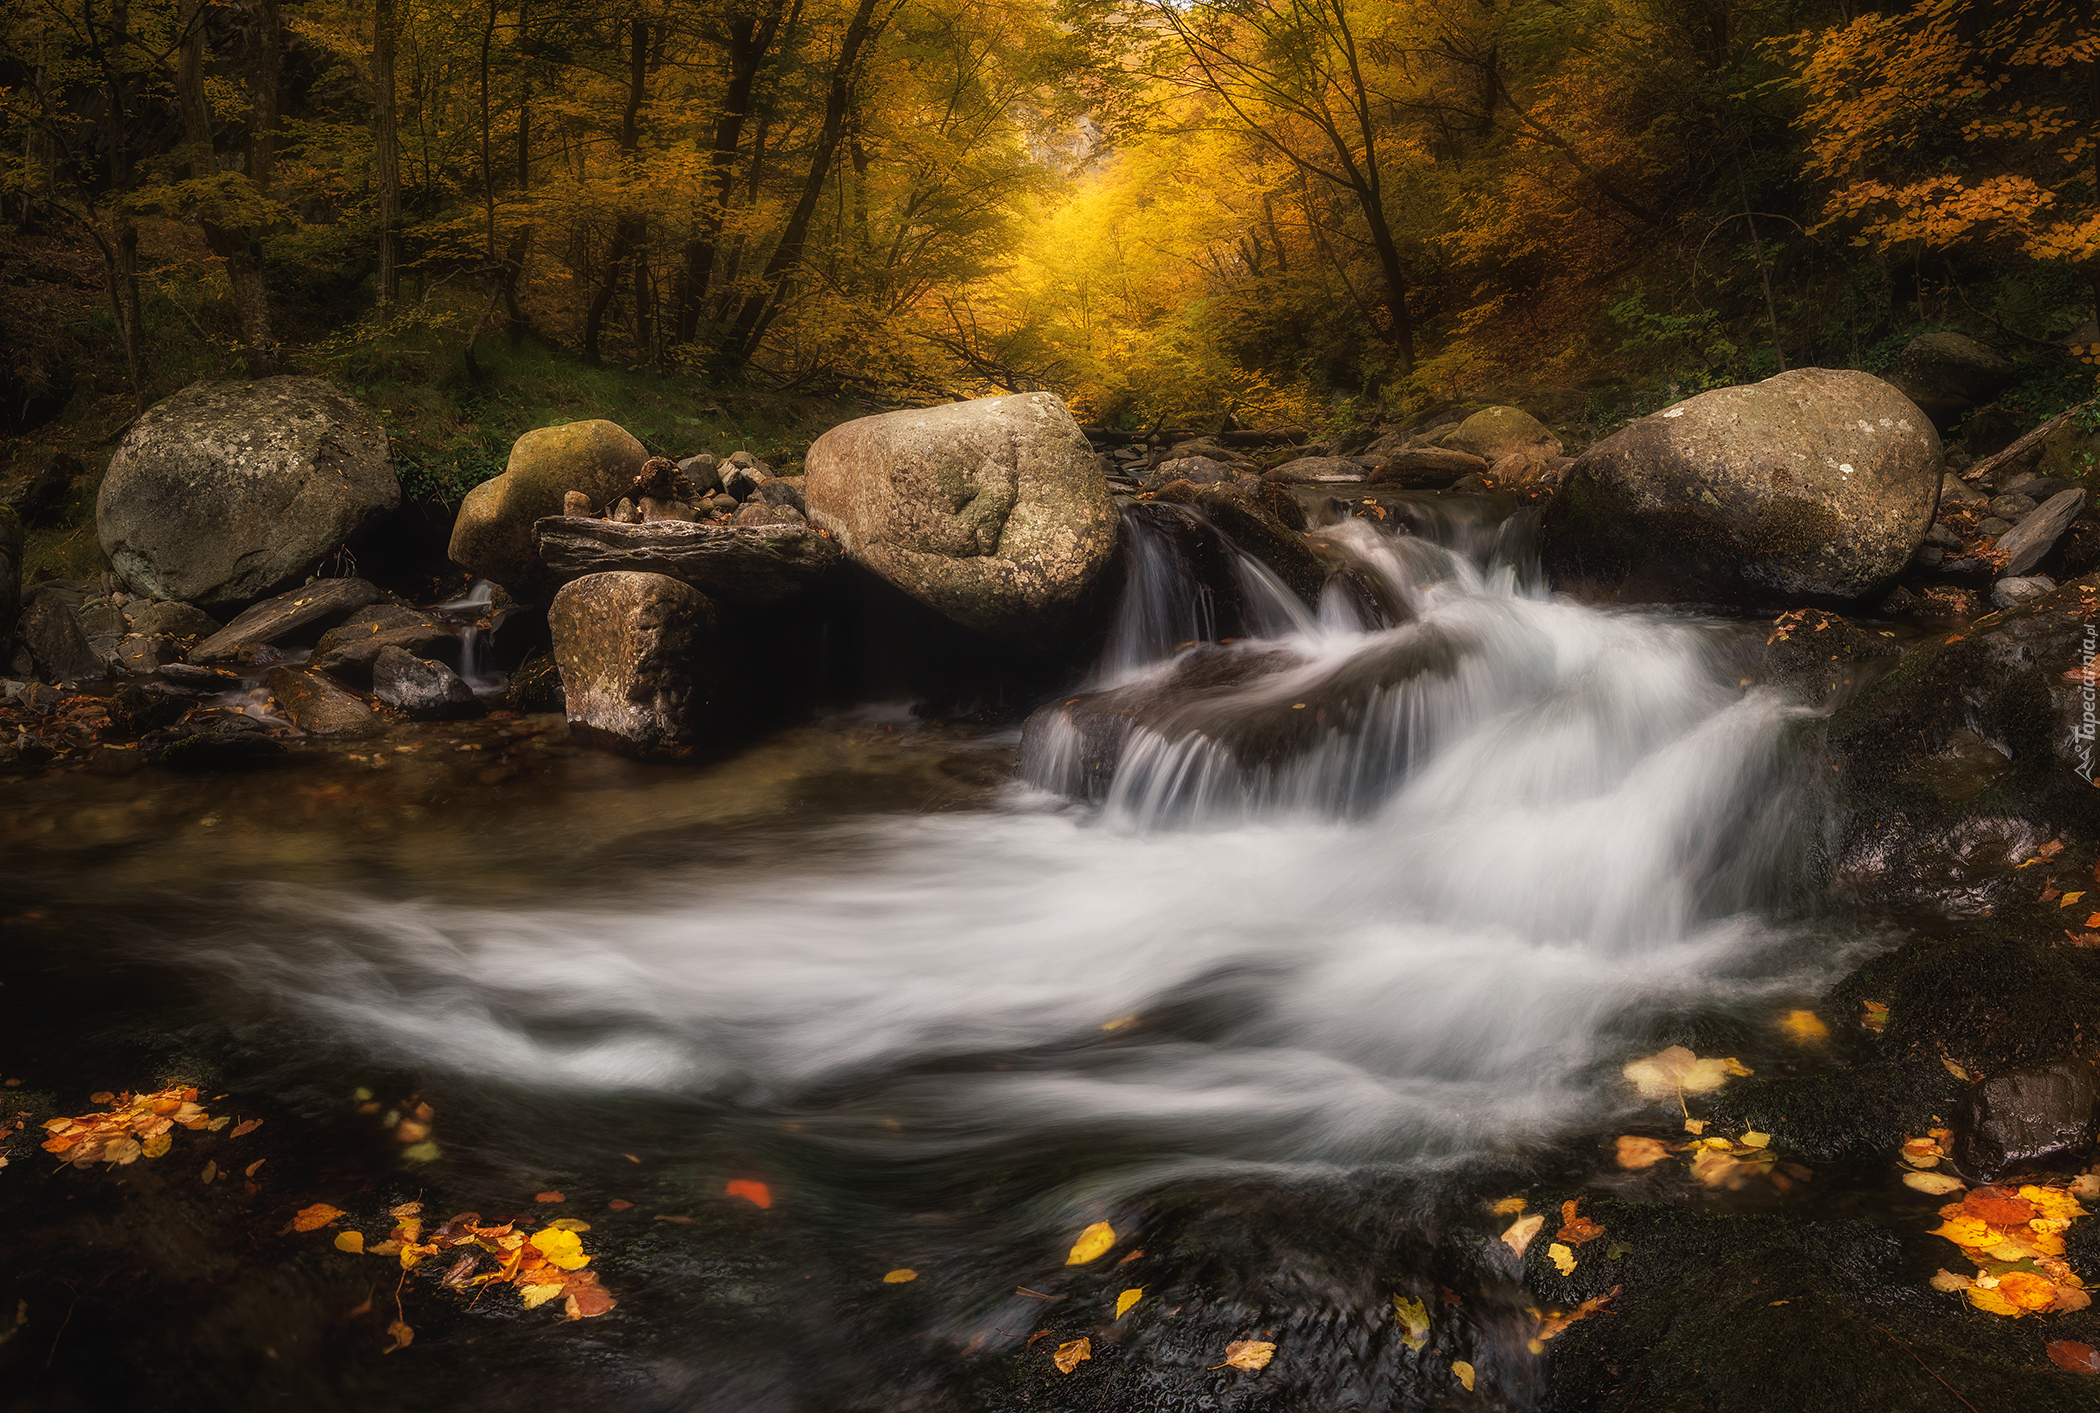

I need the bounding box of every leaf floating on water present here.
[1393,1295,1429,1351]
[1115,1288,1143,1319]
[1535,1285,1619,1343]
[1213,1340,1274,1372]
[1780,1010,1828,1043]
[1502,1213,1545,1256]
[884,1269,918,1284]
[1066,1221,1116,1265]
[1929,1268,1973,1293]
[518,1283,565,1310]
[526,1228,591,1271]
[229,1119,262,1138]
[1548,1243,1576,1276]
[2047,1340,2100,1374]
[1452,1359,1476,1392]
[383,1320,413,1353]
[41,1085,217,1167]
[1052,1337,1091,1374]
[724,1180,771,1209]
[333,1231,365,1254]
[1615,1136,1670,1169]
[533,1190,566,1203]
[291,1203,346,1232]
[1622,1046,1741,1099]
[1490,1196,1526,1216]
[1902,1172,1966,1196]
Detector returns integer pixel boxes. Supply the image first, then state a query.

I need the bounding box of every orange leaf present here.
[1053,1337,1091,1374]
[292,1203,346,1232]
[725,1180,771,1209]
[2048,1340,2100,1373]
[229,1119,262,1138]
[608,1199,634,1211]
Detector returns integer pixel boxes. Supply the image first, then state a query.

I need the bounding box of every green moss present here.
[1746,496,1841,559]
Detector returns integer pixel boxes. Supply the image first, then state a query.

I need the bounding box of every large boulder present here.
[548,571,726,759]
[1881,332,2016,430]
[97,377,397,611]
[449,420,650,598]
[1440,406,1561,464]
[532,516,842,609]
[803,393,1119,642]
[1545,368,1941,604]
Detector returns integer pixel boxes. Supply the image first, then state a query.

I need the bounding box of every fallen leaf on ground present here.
[1394,1294,1429,1350]
[1066,1221,1116,1264]
[1903,1172,1966,1196]
[1535,1286,1619,1343]
[41,1086,217,1168]
[1213,1340,1274,1372]
[1615,1136,1670,1169]
[884,1269,917,1284]
[1556,1199,1605,1245]
[1490,1196,1526,1215]
[245,1159,265,1178]
[1502,1213,1545,1256]
[1861,1000,1889,1032]
[533,1191,566,1203]
[1622,1046,1746,1099]
[1052,1337,1091,1374]
[334,1231,365,1254]
[291,1203,346,1232]
[1453,1359,1476,1391]
[1548,1243,1576,1275]
[201,1160,217,1184]
[1116,1288,1143,1318]
[2047,1340,2100,1373]
[608,1199,633,1211]
[724,1180,771,1209]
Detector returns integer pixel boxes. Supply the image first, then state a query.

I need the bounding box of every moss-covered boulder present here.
[449,420,649,599]
[803,393,1118,644]
[1544,369,1941,606]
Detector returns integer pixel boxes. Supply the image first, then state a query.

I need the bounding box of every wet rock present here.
[157,729,286,771]
[1192,483,1326,606]
[1263,456,1365,483]
[106,683,190,736]
[114,634,180,674]
[96,377,397,611]
[561,490,593,517]
[17,680,66,716]
[370,644,482,720]
[709,493,737,516]
[18,590,103,683]
[5,450,82,525]
[1993,487,2085,575]
[758,477,806,515]
[1149,455,1236,486]
[1991,574,2056,608]
[611,497,641,524]
[505,652,564,712]
[159,662,240,689]
[1939,472,1987,508]
[265,665,384,738]
[449,419,649,597]
[1759,608,1903,708]
[721,463,768,501]
[1545,368,1941,604]
[532,517,842,609]
[637,496,696,523]
[1924,523,1964,550]
[804,392,1119,642]
[1440,405,1561,463]
[1881,331,2017,429]
[1977,515,2013,537]
[310,604,458,685]
[125,599,220,642]
[1951,1062,2098,1179]
[189,578,382,662]
[1988,493,2038,520]
[548,571,726,758]
[1367,447,1488,489]
[732,499,805,529]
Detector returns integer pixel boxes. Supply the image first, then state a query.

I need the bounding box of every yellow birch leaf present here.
[1116,1288,1143,1319]
[1502,1213,1545,1256]
[1218,1340,1274,1371]
[1739,1131,1771,1149]
[1929,1268,1973,1292]
[1065,1221,1116,1264]
[142,1131,172,1159]
[1393,1294,1429,1351]
[1548,1242,1576,1276]
[1453,1359,1476,1391]
[383,1320,414,1352]
[526,1228,590,1271]
[334,1230,365,1254]
[1490,1196,1527,1215]
[1615,1136,1670,1169]
[883,1269,917,1284]
[519,1283,566,1309]
[1053,1337,1091,1374]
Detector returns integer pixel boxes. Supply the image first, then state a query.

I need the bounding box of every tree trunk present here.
[94,0,148,406]
[515,0,531,193]
[478,0,497,260]
[728,0,892,364]
[374,0,401,308]
[582,19,650,366]
[175,0,275,370]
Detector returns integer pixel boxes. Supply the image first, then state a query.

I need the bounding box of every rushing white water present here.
[196,495,1844,1198]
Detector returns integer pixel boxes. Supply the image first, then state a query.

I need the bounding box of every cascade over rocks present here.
[450,420,650,598]
[1545,368,1941,604]
[533,516,842,608]
[803,392,1118,642]
[548,571,726,758]
[96,377,397,611]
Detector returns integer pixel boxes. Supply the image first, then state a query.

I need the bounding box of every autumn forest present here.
[5,0,2097,459]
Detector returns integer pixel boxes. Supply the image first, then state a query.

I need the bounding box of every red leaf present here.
[2048,1340,2100,1373]
[724,1179,772,1209]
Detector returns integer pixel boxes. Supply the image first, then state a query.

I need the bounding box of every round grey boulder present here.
[1545,368,1941,604]
[803,392,1118,641]
[97,378,397,612]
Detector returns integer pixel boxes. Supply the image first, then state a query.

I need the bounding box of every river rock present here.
[157,729,287,771]
[1367,448,1490,489]
[1190,484,1326,606]
[18,590,103,684]
[96,377,397,611]
[1993,487,2086,576]
[1939,473,1987,509]
[310,604,459,685]
[1545,368,1941,604]
[532,517,842,609]
[449,420,650,597]
[266,665,383,739]
[371,644,482,720]
[1881,331,2016,429]
[1441,406,1561,463]
[548,571,725,758]
[188,578,382,662]
[0,505,20,643]
[1991,575,2057,609]
[1263,456,1365,483]
[804,392,1119,641]
[678,455,723,496]
[1950,1061,2098,1179]
[1151,456,1237,486]
[733,500,805,529]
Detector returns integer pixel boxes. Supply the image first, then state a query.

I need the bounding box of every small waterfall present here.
[435,578,504,693]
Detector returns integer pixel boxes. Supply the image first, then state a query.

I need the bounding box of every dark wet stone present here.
[157,730,287,771]
[505,653,564,712]
[18,590,103,683]
[1993,487,2085,576]
[106,684,191,736]
[1951,1061,2098,1179]
[189,578,383,662]
[1368,447,1489,488]
[265,665,383,739]
[371,644,482,720]
[310,604,459,686]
